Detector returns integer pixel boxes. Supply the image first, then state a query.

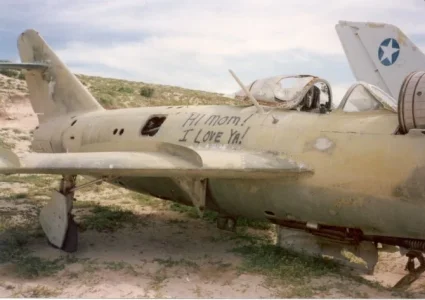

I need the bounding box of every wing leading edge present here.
[0,146,313,179]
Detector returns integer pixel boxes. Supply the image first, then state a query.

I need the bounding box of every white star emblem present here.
[379,39,399,64]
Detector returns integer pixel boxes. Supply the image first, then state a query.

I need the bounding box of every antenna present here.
[229,69,264,114]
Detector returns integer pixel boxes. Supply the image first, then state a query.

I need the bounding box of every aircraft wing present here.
[0,144,312,179]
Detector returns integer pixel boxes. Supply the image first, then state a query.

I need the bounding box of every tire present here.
[61,214,78,253]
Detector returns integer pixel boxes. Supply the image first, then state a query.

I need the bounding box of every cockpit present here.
[234,74,397,115]
[234,74,333,113]
[337,81,397,113]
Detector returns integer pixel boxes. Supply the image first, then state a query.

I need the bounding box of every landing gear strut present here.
[39,175,114,253]
[39,175,78,253]
[394,250,425,289]
[216,215,237,232]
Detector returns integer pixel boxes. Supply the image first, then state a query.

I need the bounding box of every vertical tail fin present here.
[17,29,104,123]
[335,21,425,99]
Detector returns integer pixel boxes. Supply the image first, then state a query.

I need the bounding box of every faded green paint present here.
[5,28,425,253]
[26,103,425,241]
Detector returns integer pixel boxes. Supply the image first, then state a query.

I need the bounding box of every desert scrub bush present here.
[140,86,154,98]
[17,72,25,80]
[118,86,134,93]
[0,69,19,78]
[99,96,117,108]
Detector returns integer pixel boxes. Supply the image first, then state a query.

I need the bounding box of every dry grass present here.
[75,74,240,109]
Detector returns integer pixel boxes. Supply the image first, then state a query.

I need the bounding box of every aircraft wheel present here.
[46,214,78,253]
[61,214,78,253]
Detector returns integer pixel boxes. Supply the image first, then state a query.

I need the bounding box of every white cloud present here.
[33,0,425,95]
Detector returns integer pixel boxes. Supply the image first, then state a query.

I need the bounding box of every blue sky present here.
[1,0,425,102]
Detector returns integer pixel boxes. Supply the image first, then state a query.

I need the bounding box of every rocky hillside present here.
[0,70,241,109]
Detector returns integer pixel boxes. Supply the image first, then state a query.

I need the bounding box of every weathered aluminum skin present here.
[4,27,425,247]
[25,103,425,240]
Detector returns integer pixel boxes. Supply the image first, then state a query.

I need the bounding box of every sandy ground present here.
[0,75,425,298]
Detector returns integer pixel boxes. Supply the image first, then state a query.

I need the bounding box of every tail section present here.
[15,29,104,123]
[335,21,425,99]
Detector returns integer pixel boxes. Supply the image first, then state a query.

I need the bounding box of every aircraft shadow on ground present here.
[0,202,248,267]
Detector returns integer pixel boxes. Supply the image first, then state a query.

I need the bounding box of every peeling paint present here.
[366,22,385,28]
[48,80,56,100]
[314,137,333,151]
[397,28,408,46]
[335,198,365,209]
[303,136,335,154]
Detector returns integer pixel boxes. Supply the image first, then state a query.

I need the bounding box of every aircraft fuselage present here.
[31,104,425,241]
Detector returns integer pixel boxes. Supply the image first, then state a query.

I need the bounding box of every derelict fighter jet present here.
[1,23,425,288]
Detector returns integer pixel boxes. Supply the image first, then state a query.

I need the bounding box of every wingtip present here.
[0,147,21,169]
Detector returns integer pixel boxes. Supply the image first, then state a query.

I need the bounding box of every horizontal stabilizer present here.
[0,62,49,70]
[0,147,313,179]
